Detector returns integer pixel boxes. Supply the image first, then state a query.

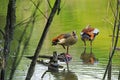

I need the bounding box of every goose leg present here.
[83,47,86,53]
[63,53,70,71]
[66,46,69,54]
[90,45,92,54]
[66,46,70,71]
[83,40,86,48]
[66,62,69,71]
[90,41,92,49]
[65,56,69,71]
[62,45,66,49]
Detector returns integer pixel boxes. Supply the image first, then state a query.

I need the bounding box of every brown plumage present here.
[82,26,94,33]
[52,31,78,54]
[80,25,99,47]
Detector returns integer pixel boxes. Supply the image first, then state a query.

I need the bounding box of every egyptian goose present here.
[80,25,99,47]
[52,31,78,54]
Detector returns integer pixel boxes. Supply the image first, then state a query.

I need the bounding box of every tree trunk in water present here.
[8,0,40,80]
[107,62,112,80]
[102,0,119,80]
[118,69,120,80]
[25,0,61,80]
[1,0,16,80]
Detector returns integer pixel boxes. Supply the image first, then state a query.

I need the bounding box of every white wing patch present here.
[58,38,66,44]
[93,28,99,34]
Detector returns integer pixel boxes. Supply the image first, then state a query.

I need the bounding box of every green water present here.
[0,0,120,80]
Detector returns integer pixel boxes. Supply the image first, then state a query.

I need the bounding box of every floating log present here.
[39,55,52,59]
[26,51,64,68]
[26,51,71,72]
[26,55,52,60]
[36,59,63,68]
[26,52,67,62]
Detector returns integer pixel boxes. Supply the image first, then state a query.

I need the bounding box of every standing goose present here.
[52,31,78,54]
[80,25,99,48]
[52,31,78,71]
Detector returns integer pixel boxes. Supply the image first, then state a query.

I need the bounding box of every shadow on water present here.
[13,47,120,80]
[41,70,78,80]
[51,71,78,80]
[13,52,119,80]
[80,47,98,65]
[40,51,78,80]
[40,47,99,80]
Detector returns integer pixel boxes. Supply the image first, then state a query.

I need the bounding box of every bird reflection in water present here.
[41,69,78,80]
[40,52,78,80]
[80,47,98,65]
[51,70,78,80]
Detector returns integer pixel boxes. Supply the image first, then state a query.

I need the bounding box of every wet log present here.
[26,52,64,68]
[26,52,70,72]
[26,55,52,59]
[26,52,66,61]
